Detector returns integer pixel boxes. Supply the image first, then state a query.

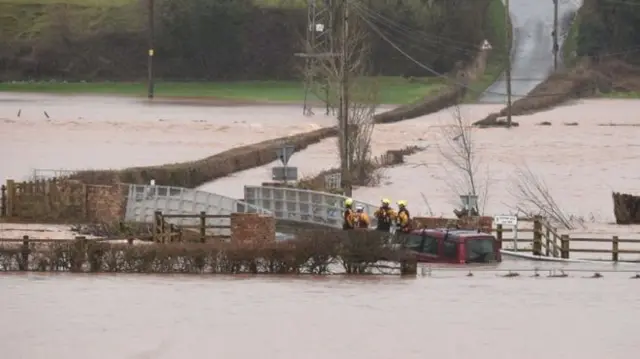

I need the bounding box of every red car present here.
[394,228,501,264]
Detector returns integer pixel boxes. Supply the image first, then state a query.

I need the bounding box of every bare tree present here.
[508,164,578,230]
[438,104,490,216]
[303,8,379,187]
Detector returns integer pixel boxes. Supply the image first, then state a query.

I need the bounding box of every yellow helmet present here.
[381,198,390,205]
[344,198,354,206]
[397,200,407,207]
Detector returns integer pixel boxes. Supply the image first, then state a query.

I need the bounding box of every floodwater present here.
[2,93,640,358]
[0,93,335,181]
[202,100,640,224]
[1,263,639,359]
[480,0,583,103]
[2,93,640,237]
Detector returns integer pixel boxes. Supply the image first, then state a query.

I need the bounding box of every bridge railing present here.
[125,184,271,236]
[243,186,378,228]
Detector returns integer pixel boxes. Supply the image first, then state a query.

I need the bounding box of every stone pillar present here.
[230,213,276,245]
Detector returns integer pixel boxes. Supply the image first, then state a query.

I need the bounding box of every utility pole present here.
[340,0,352,197]
[299,0,334,116]
[552,0,559,71]
[147,0,155,99]
[505,0,512,127]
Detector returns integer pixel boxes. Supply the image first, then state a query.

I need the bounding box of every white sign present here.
[494,215,518,226]
[309,23,325,32]
[481,39,492,50]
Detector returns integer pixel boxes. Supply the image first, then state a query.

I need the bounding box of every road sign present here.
[272,166,298,181]
[324,173,341,189]
[460,194,478,210]
[276,145,295,165]
[494,215,518,226]
[482,39,492,50]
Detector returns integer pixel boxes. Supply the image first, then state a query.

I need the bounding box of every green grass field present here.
[0,77,447,105]
[600,91,640,99]
[0,0,505,104]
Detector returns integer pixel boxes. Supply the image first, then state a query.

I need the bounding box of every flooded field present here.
[1,269,639,359]
[0,93,334,181]
[202,100,640,222]
[2,93,640,358]
[2,94,640,247]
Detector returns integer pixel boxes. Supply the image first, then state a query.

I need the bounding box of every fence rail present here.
[0,235,137,244]
[152,211,231,243]
[494,219,640,261]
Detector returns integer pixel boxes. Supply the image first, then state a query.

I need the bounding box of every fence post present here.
[81,184,88,221]
[532,217,542,255]
[545,226,551,256]
[6,180,15,217]
[153,210,162,242]
[200,211,206,243]
[612,235,619,262]
[20,235,30,271]
[495,224,503,249]
[560,234,570,259]
[0,184,6,217]
[72,236,87,272]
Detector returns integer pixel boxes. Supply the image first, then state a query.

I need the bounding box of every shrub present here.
[0,229,412,275]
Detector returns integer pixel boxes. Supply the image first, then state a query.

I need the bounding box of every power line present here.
[354,0,640,61]
[351,0,640,99]
[352,2,484,55]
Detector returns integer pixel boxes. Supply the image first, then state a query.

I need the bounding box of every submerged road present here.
[480,0,582,103]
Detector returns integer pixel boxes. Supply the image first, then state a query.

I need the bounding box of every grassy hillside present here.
[0,0,507,103]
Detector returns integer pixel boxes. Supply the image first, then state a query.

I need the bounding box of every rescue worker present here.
[343,198,356,230]
[374,198,396,232]
[355,205,371,229]
[396,200,411,233]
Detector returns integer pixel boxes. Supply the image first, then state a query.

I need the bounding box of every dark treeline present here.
[576,0,640,63]
[0,0,496,81]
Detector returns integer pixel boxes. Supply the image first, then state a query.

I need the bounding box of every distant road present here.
[480,0,582,104]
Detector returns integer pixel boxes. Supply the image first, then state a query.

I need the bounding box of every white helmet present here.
[355,205,364,212]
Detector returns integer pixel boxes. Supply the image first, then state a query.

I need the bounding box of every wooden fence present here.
[152,211,230,243]
[495,218,640,261]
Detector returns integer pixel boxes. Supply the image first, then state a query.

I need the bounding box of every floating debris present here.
[502,271,519,278]
[548,269,568,278]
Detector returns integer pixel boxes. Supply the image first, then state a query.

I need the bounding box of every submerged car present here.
[393,228,501,264]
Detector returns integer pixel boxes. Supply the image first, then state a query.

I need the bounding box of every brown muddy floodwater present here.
[1,260,640,359]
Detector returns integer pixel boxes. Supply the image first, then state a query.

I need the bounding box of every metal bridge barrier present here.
[243,186,378,229]
[125,184,271,236]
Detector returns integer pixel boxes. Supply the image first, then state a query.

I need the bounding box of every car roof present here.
[413,228,495,240]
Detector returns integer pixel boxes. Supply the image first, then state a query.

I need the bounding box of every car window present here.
[404,234,423,251]
[422,235,438,255]
[466,238,497,262]
[443,239,458,259]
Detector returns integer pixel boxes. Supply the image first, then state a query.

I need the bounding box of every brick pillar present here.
[230,213,276,245]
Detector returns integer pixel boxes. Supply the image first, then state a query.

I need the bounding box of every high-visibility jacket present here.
[343,208,356,230]
[374,207,396,231]
[356,212,370,228]
[397,208,411,232]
